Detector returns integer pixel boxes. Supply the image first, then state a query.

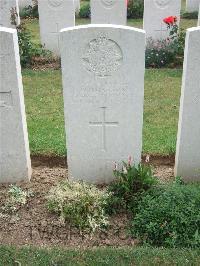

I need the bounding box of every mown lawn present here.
[1,246,200,265]
[22,68,182,156]
[24,17,198,46]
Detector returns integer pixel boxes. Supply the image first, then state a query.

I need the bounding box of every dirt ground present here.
[0,156,174,248]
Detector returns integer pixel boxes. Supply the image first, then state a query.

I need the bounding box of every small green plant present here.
[20,0,38,18]
[47,180,110,233]
[19,4,39,19]
[106,158,157,214]
[79,2,90,18]
[8,185,28,204]
[130,182,200,248]
[2,185,33,214]
[181,11,198,19]
[127,0,144,19]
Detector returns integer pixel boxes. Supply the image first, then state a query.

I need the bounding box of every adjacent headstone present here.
[143,0,181,40]
[38,0,75,55]
[60,25,145,183]
[18,0,32,11]
[175,27,200,181]
[91,0,127,25]
[186,0,200,12]
[0,0,20,28]
[0,27,31,183]
[74,0,80,14]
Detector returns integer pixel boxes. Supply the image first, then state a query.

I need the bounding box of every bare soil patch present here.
[0,157,174,248]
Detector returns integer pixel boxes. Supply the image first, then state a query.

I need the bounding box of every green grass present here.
[0,246,200,265]
[143,69,182,155]
[24,17,198,46]
[23,18,40,45]
[23,69,65,156]
[22,69,182,156]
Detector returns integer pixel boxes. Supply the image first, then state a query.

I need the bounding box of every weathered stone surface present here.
[186,0,200,12]
[175,27,200,181]
[38,0,75,55]
[60,25,145,183]
[91,0,127,25]
[0,27,31,183]
[144,0,181,40]
[0,0,20,28]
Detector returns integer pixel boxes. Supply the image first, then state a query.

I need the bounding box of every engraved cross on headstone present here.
[155,22,168,38]
[89,107,119,151]
[50,22,60,50]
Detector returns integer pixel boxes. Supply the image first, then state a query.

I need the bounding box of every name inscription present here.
[70,82,134,104]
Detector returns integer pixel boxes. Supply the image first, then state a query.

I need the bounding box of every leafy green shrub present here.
[106,159,157,214]
[17,23,50,67]
[47,180,110,233]
[127,0,144,19]
[19,0,38,18]
[19,5,38,18]
[181,11,198,19]
[130,183,200,248]
[79,2,90,18]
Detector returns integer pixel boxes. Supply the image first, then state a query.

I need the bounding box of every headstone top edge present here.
[60,24,145,35]
[187,26,200,33]
[0,26,16,34]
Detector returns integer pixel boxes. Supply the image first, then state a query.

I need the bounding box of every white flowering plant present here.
[1,185,33,214]
[47,180,110,233]
[145,38,175,68]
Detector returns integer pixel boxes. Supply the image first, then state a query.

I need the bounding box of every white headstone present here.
[18,0,32,10]
[60,25,145,183]
[143,0,181,40]
[0,0,20,28]
[91,0,127,25]
[0,27,31,183]
[74,0,80,14]
[38,0,75,55]
[186,0,200,12]
[175,27,200,181]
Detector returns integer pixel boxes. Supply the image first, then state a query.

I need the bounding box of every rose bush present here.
[145,15,186,68]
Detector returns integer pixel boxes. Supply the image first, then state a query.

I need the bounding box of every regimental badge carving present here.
[154,0,171,9]
[101,0,116,8]
[48,0,63,8]
[82,36,123,77]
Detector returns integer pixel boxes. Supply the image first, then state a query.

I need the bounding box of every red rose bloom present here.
[163,16,177,25]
